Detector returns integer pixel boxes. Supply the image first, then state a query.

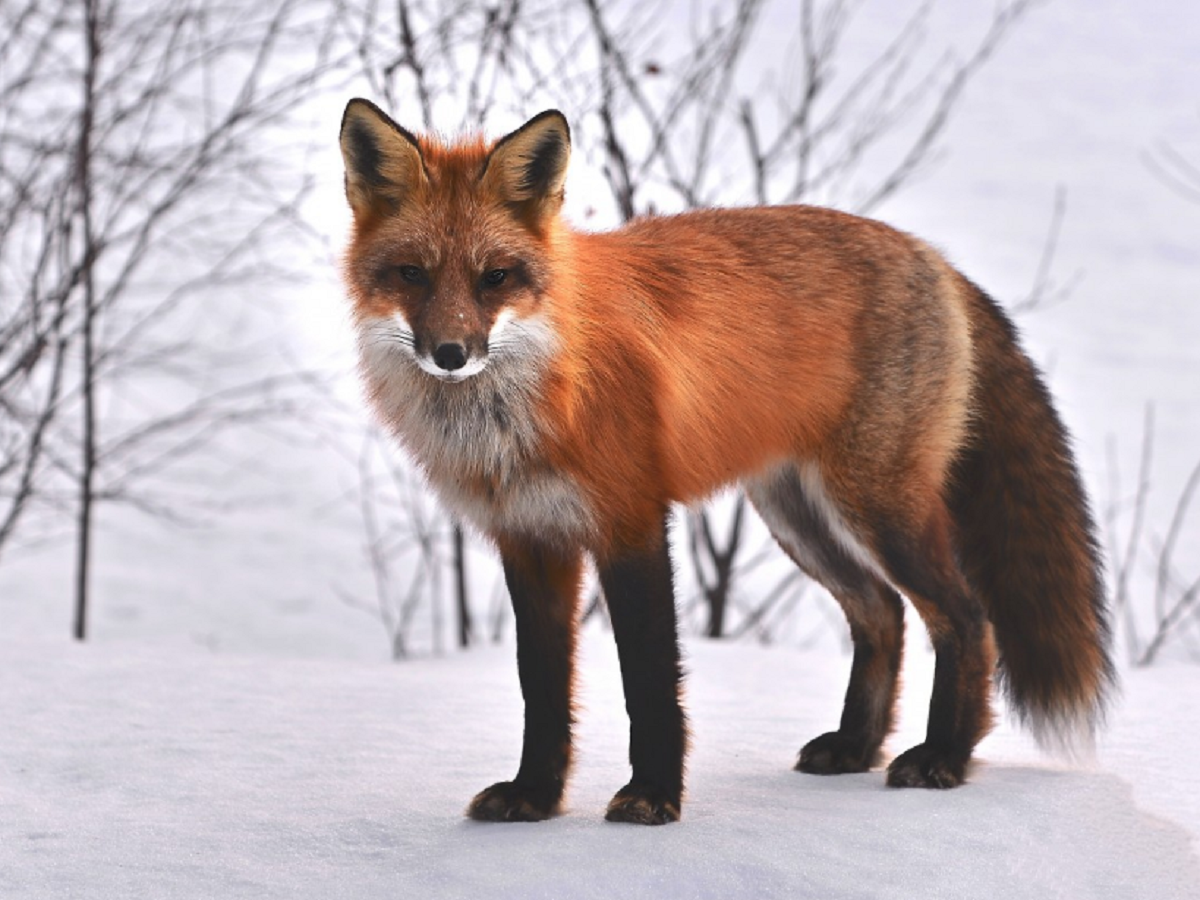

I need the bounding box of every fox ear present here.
[339,98,427,219]
[482,110,571,218]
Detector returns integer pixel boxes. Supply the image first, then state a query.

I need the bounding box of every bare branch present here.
[1010,185,1084,314]
[1105,404,1154,662]
[855,1,1040,211]
[1138,457,1200,666]
[1144,139,1200,205]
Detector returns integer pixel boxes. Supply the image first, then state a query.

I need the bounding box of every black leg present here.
[598,514,687,824]
[876,509,995,788]
[744,466,905,775]
[467,540,582,821]
[798,580,905,774]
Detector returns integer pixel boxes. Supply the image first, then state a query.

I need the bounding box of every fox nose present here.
[432,342,467,372]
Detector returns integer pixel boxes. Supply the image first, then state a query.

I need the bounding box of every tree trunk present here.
[74,0,101,642]
[453,523,471,648]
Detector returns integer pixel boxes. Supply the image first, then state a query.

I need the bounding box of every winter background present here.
[2,0,1199,897]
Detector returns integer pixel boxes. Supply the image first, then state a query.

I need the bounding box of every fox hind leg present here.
[799,579,905,774]
[745,466,905,775]
[873,503,996,789]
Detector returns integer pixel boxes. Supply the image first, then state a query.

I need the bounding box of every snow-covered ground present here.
[3,630,1197,899]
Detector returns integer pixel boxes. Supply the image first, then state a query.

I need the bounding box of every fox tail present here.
[949,282,1115,756]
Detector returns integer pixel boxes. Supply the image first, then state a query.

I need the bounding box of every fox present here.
[337,98,1114,825]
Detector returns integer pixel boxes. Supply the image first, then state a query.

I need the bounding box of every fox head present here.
[339,99,569,383]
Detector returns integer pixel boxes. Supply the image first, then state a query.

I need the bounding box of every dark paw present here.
[605,782,680,825]
[466,781,560,822]
[886,744,968,789]
[796,731,880,774]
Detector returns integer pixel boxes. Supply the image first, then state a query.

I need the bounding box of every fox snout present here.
[415,335,488,381]
[409,293,493,380]
[432,341,468,372]
[410,307,530,381]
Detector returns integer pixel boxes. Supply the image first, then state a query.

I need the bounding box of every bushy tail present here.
[948,281,1115,756]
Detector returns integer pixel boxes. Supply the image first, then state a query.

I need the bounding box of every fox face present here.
[339,100,569,383]
[339,101,598,544]
[350,212,549,383]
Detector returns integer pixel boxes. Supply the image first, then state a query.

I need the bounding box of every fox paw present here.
[605,782,680,825]
[796,731,880,774]
[886,744,968,789]
[466,781,560,822]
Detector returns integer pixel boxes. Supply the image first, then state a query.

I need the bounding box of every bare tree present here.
[0,0,345,636]
[334,429,450,658]
[1,1,82,559]
[1097,119,1200,666]
[1105,404,1200,666]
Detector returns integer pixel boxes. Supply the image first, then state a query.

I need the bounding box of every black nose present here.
[432,342,467,372]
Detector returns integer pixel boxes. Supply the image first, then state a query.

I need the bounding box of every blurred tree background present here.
[3,0,1195,662]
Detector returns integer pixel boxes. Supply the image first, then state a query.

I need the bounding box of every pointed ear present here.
[339,98,427,219]
[482,110,571,218]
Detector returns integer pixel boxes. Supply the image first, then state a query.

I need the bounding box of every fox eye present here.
[481,268,507,287]
[397,265,426,285]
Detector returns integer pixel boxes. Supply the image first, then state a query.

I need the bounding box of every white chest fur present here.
[355,313,596,545]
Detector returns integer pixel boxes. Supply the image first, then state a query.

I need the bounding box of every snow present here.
[3,631,1198,899]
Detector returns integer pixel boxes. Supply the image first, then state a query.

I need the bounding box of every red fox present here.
[338,99,1113,825]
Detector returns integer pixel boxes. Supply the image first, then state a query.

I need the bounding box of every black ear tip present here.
[531,109,571,144]
[550,110,571,142]
[340,98,376,137]
[339,98,421,151]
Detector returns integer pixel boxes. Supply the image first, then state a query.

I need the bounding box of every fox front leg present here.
[467,541,583,822]
[598,514,688,824]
